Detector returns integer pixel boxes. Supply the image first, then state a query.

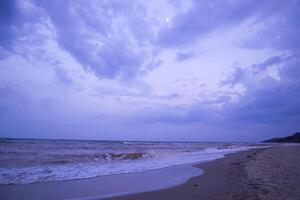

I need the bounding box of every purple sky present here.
[0,0,300,142]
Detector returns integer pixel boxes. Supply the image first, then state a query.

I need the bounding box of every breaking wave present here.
[0,139,268,184]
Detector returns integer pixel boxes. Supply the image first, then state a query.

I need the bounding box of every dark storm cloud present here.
[33,0,158,80]
[0,0,23,50]
[0,0,159,80]
[223,61,300,124]
[220,53,300,131]
[0,0,42,52]
[220,0,300,127]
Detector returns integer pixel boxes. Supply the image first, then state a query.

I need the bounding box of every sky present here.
[0,0,300,142]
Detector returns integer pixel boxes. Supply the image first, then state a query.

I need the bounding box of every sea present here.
[0,138,268,185]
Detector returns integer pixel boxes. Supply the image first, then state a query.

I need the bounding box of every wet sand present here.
[110,146,300,200]
[0,164,201,200]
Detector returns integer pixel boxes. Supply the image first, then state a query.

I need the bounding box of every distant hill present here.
[263,132,300,143]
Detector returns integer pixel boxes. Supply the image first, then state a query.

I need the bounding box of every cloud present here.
[176,51,194,62]
[156,0,285,48]
[54,66,73,85]
[138,54,300,140]
[239,0,300,50]
[34,0,158,80]
[0,0,43,52]
[221,67,246,87]
[0,0,25,50]
[220,54,300,127]
[224,80,300,125]
[219,0,300,131]
[0,0,160,80]
[1,0,300,141]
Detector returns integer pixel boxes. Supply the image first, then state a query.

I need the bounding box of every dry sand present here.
[110,146,300,200]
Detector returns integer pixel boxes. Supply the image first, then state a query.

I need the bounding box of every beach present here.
[0,145,299,199]
[111,146,300,200]
[2,1,300,199]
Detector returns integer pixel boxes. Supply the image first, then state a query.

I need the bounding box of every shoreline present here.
[108,148,261,200]
[1,146,299,199]
[0,159,204,200]
[110,145,300,200]
[0,148,253,200]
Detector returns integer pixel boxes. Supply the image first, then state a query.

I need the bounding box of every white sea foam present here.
[0,139,269,184]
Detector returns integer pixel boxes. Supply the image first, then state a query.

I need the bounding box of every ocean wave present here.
[0,139,14,144]
[0,139,262,184]
[43,152,149,165]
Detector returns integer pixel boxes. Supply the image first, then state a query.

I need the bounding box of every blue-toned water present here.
[0,139,267,184]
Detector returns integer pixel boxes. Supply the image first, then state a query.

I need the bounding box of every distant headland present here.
[263,132,300,143]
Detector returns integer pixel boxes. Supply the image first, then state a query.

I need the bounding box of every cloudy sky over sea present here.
[0,0,299,141]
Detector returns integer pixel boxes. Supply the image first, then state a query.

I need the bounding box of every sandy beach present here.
[110,146,300,200]
[2,0,300,199]
[0,146,299,200]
